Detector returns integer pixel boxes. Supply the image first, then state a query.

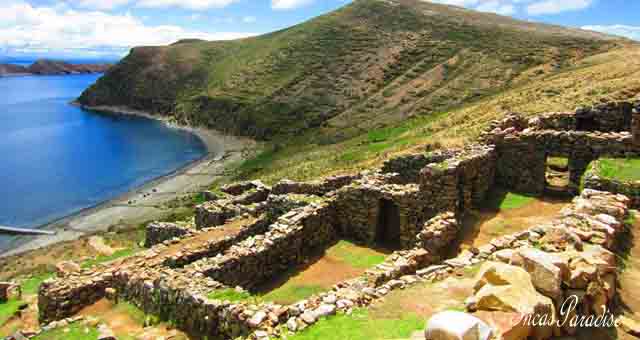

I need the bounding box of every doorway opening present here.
[375,199,401,249]
[576,115,598,131]
[545,156,572,197]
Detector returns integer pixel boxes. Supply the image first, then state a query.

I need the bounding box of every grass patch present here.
[260,285,326,305]
[547,157,568,169]
[482,188,536,211]
[112,301,160,327]
[31,322,99,340]
[596,158,640,182]
[81,248,138,269]
[207,288,254,303]
[497,192,536,210]
[326,240,387,269]
[21,272,54,295]
[0,299,24,326]
[285,308,423,340]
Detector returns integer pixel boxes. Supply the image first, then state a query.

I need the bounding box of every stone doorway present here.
[545,156,572,197]
[376,199,401,248]
[576,115,598,131]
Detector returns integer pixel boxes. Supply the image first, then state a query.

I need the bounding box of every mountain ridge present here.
[78,0,632,141]
[0,59,112,77]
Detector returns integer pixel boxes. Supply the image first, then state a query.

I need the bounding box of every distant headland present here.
[0,59,112,77]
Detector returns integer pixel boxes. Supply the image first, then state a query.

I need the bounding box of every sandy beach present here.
[0,105,256,257]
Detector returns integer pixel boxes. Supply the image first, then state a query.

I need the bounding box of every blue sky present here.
[1,0,638,59]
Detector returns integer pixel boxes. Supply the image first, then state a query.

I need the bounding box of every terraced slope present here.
[78,0,625,140]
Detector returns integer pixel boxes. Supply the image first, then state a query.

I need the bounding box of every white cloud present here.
[67,0,240,11]
[582,24,640,41]
[427,0,596,16]
[136,0,239,10]
[0,1,256,57]
[242,16,257,23]
[75,0,132,10]
[428,0,515,15]
[526,0,593,15]
[476,1,515,15]
[271,0,315,10]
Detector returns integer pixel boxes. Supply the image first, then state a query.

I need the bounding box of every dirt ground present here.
[78,299,190,340]
[457,196,570,251]
[256,241,389,305]
[369,272,478,321]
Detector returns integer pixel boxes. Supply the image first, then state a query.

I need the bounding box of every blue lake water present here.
[0,74,207,250]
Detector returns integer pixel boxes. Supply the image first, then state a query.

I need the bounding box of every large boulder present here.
[474,311,531,340]
[425,311,493,340]
[466,262,556,339]
[563,245,616,289]
[512,248,568,301]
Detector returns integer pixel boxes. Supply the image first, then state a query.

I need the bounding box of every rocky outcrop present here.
[466,261,557,339]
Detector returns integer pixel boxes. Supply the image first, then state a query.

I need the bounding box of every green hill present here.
[78,0,625,141]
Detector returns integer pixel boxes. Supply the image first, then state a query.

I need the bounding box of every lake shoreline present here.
[0,105,256,257]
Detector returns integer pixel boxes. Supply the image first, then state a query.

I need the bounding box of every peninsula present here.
[0,59,112,77]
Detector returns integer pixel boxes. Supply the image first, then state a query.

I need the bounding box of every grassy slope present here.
[230,45,640,184]
[596,158,640,182]
[79,0,624,142]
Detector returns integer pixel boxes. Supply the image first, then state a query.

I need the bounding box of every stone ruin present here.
[35,99,640,340]
[482,100,640,195]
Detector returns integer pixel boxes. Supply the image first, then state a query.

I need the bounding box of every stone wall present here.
[419,145,497,213]
[493,133,547,194]
[332,176,428,249]
[529,101,636,133]
[271,174,361,196]
[162,216,273,268]
[583,160,640,208]
[190,202,338,289]
[221,180,265,196]
[144,222,193,247]
[380,149,457,184]
[272,190,632,340]
[194,200,247,229]
[486,114,639,194]
[576,101,634,132]
[164,195,311,267]
[529,112,576,131]
[38,98,640,340]
[38,271,113,323]
[416,212,460,253]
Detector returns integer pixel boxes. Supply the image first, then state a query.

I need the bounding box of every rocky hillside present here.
[78,0,627,140]
[0,59,112,77]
